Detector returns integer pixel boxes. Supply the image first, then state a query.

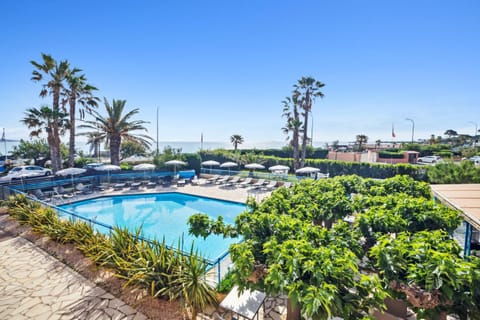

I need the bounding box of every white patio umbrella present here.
[165,160,187,175]
[94,164,121,183]
[133,163,156,171]
[201,160,220,174]
[245,163,265,170]
[133,163,156,180]
[201,160,220,166]
[268,165,290,172]
[56,167,87,187]
[220,161,238,175]
[269,165,290,177]
[295,166,321,176]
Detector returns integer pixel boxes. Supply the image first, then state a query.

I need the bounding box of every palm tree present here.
[356,134,368,151]
[64,70,99,167]
[230,134,244,151]
[31,53,71,172]
[282,96,301,170]
[293,77,325,167]
[20,106,69,163]
[79,98,152,165]
[85,131,104,159]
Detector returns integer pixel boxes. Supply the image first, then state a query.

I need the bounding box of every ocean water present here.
[2,140,291,156]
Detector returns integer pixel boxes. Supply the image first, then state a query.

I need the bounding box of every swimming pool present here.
[59,193,246,261]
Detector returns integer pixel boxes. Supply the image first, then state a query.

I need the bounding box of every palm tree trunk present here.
[110,135,121,165]
[51,89,62,172]
[293,129,299,170]
[293,105,300,170]
[68,97,76,167]
[301,110,309,168]
[287,297,301,320]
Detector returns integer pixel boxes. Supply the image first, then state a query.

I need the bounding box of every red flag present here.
[392,124,396,138]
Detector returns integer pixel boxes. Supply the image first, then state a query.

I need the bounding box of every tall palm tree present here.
[230,134,244,151]
[293,77,325,167]
[85,131,104,159]
[282,96,302,170]
[31,53,71,172]
[20,106,69,163]
[356,134,368,151]
[64,70,99,167]
[79,98,152,165]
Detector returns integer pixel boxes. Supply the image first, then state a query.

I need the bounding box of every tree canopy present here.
[188,175,478,319]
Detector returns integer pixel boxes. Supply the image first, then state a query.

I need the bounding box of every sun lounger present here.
[263,180,278,191]
[250,179,265,189]
[54,186,74,198]
[130,182,142,190]
[238,177,253,188]
[146,181,157,189]
[76,183,93,194]
[113,183,126,191]
[177,179,186,187]
[282,182,293,188]
[33,189,47,200]
[206,175,220,184]
[225,176,240,187]
[216,176,231,185]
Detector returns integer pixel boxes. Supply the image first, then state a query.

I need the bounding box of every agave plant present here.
[161,244,218,320]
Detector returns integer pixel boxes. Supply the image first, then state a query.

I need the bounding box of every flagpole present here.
[200,132,204,151]
[2,128,6,165]
[156,107,159,156]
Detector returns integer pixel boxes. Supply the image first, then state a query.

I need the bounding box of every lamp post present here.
[469,121,478,147]
[405,118,415,143]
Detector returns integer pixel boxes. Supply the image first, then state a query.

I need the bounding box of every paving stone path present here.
[0,237,147,320]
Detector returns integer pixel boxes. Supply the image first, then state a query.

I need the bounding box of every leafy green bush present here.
[217,270,236,293]
[427,161,480,184]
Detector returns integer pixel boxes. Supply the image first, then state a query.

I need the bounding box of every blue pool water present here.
[59,193,246,261]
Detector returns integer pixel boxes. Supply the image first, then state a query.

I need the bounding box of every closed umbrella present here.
[165,160,187,175]
[56,167,87,188]
[220,161,238,175]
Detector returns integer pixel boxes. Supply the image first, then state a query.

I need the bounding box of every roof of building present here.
[430,184,480,230]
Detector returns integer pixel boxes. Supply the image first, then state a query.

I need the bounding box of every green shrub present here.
[217,270,236,293]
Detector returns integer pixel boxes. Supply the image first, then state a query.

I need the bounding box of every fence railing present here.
[2,184,232,285]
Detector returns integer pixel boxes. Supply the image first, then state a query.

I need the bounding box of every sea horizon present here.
[1,139,335,157]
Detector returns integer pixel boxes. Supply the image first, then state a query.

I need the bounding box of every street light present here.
[469,121,478,147]
[405,118,415,143]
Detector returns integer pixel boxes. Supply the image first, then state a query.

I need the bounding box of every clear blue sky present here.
[1,0,479,148]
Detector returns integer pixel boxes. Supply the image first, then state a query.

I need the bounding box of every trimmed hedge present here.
[378,151,405,159]
[197,151,427,180]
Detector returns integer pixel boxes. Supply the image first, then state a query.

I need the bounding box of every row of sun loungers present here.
[201,175,293,191]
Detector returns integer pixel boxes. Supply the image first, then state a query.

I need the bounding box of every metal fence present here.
[1,174,233,286]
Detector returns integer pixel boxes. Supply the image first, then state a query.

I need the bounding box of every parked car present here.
[469,156,480,165]
[0,165,52,182]
[417,155,443,164]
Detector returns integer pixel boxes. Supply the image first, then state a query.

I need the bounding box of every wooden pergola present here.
[431,184,480,256]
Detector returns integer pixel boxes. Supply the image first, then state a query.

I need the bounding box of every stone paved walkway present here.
[0,236,147,320]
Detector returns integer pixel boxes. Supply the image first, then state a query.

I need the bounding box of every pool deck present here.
[1,183,289,319]
[52,180,274,205]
